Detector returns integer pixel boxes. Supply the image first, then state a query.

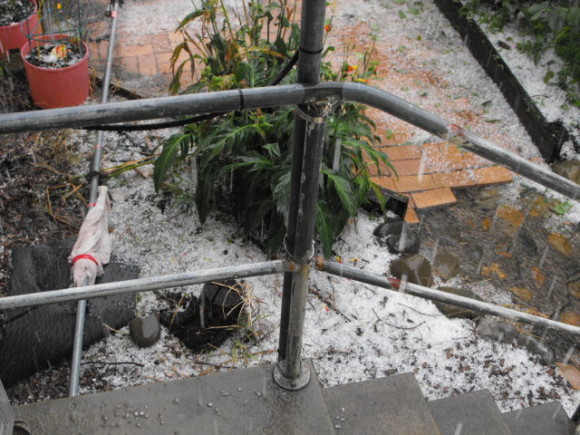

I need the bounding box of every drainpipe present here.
[273,0,327,391]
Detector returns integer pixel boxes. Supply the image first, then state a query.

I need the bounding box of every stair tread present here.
[322,373,441,435]
[503,401,575,435]
[14,360,335,435]
[428,389,511,435]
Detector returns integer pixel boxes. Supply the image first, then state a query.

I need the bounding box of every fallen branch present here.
[384,321,426,330]
[309,285,351,322]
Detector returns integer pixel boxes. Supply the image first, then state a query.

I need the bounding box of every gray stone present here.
[514,333,554,364]
[390,254,433,287]
[433,250,460,279]
[129,314,161,348]
[434,287,483,319]
[552,160,580,184]
[461,243,484,272]
[0,239,138,387]
[386,230,421,254]
[373,216,404,239]
[475,317,516,344]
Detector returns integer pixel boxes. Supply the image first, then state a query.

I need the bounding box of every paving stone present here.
[119,42,155,58]
[503,402,575,435]
[382,144,422,160]
[13,360,335,435]
[392,158,423,176]
[371,174,398,192]
[138,54,159,75]
[322,373,441,435]
[405,205,420,224]
[394,174,438,192]
[432,170,479,188]
[428,389,511,435]
[473,165,513,185]
[411,187,457,209]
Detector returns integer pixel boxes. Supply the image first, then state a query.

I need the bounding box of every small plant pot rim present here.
[20,34,89,71]
[0,0,39,57]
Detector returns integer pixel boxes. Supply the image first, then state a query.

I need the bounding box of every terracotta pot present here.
[0,0,39,58]
[21,34,90,109]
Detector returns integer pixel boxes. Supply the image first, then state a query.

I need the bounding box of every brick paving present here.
[84,0,518,224]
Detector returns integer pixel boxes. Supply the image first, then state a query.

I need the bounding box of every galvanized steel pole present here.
[274,0,327,391]
[69,0,122,398]
[0,261,290,309]
[316,258,580,335]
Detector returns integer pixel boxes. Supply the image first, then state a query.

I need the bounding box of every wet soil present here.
[416,184,580,365]
[25,41,86,69]
[0,69,89,292]
[0,0,35,27]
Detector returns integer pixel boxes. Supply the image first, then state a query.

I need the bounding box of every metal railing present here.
[0,0,578,411]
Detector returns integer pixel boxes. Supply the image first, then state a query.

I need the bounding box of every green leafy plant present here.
[154,0,390,257]
[460,0,579,107]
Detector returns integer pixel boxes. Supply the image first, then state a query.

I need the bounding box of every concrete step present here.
[503,401,575,435]
[13,360,335,435]
[322,373,441,434]
[428,389,512,435]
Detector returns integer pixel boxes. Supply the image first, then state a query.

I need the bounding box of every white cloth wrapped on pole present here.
[68,186,112,287]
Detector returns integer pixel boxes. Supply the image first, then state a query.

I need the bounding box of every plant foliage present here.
[154,0,390,257]
[460,0,579,107]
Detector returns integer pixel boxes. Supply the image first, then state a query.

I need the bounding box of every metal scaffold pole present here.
[273,0,328,391]
[69,0,121,397]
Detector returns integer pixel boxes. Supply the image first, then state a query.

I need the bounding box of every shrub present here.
[154,0,390,257]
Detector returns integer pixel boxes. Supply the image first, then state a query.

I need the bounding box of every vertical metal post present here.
[274,0,327,390]
[70,0,121,397]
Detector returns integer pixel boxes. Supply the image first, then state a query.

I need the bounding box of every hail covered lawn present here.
[78,165,579,416]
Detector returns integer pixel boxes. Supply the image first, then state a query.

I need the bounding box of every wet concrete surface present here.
[13,360,336,435]
[416,184,579,365]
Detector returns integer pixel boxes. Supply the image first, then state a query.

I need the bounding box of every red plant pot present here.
[21,34,90,109]
[0,0,39,58]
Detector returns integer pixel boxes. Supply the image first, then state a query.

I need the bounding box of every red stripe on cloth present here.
[71,254,99,266]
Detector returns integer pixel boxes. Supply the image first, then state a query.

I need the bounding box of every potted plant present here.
[21,33,89,108]
[0,0,39,58]
[20,0,89,108]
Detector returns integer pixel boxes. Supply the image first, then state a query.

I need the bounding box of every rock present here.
[386,230,421,254]
[552,160,580,185]
[529,195,551,217]
[514,333,554,364]
[508,286,534,303]
[373,216,403,239]
[201,279,244,325]
[555,363,580,390]
[547,233,574,257]
[559,311,580,327]
[497,205,525,229]
[434,287,483,319]
[461,243,483,272]
[129,314,161,348]
[475,317,516,344]
[390,254,433,287]
[432,250,460,279]
[161,280,244,354]
[0,239,138,387]
[517,229,538,257]
[567,281,580,299]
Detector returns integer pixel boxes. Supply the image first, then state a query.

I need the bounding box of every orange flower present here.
[346,65,358,72]
[324,24,332,32]
[51,44,68,59]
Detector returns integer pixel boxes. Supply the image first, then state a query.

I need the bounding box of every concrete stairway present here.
[9,360,576,434]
